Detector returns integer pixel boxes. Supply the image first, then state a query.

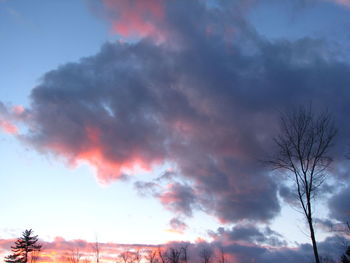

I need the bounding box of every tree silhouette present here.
[157,246,167,263]
[180,245,189,263]
[341,247,350,263]
[267,106,337,263]
[144,249,158,263]
[92,236,100,263]
[165,248,182,263]
[217,247,227,263]
[4,229,42,263]
[64,249,82,263]
[199,247,213,263]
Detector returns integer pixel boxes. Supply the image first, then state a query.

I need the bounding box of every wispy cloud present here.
[0,103,25,135]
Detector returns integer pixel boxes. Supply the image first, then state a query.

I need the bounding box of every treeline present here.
[4,229,228,263]
[4,228,350,263]
[59,242,227,263]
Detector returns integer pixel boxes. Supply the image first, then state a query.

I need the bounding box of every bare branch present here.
[199,248,213,263]
[266,105,337,263]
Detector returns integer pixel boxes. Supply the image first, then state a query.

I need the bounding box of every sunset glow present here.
[1,0,350,262]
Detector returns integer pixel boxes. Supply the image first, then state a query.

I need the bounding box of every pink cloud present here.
[158,183,196,216]
[0,104,26,135]
[0,120,18,134]
[0,231,343,263]
[42,124,162,184]
[101,0,165,41]
[0,236,159,263]
[12,105,25,115]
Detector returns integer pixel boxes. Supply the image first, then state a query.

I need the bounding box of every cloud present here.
[0,238,15,253]
[99,0,165,41]
[158,183,197,217]
[209,225,287,248]
[209,231,348,263]
[328,185,350,223]
[5,0,350,225]
[0,236,158,263]
[0,233,348,263]
[0,102,26,135]
[0,120,18,134]
[168,217,188,234]
[134,181,160,197]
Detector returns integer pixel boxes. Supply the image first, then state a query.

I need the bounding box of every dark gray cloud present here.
[163,234,347,263]
[208,231,348,263]
[210,225,286,247]
[134,181,160,197]
[169,217,188,233]
[279,184,299,206]
[3,0,350,225]
[328,186,350,223]
[158,183,197,217]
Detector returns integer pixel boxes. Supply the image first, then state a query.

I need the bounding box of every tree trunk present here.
[24,247,28,263]
[308,217,320,263]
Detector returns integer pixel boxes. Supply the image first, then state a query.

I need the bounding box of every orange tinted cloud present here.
[102,0,165,40]
[44,238,156,263]
[75,147,156,184]
[0,104,26,135]
[0,231,339,263]
[0,237,158,263]
[0,120,18,134]
[12,105,25,115]
[45,125,161,184]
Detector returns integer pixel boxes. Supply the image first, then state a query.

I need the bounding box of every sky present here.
[1,0,350,262]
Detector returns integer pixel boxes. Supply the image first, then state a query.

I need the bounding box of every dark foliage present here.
[4,229,42,263]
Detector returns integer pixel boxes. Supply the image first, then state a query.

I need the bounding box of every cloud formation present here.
[328,185,350,223]
[168,217,188,234]
[211,224,287,247]
[0,102,22,134]
[101,0,165,40]
[4,0,350,227]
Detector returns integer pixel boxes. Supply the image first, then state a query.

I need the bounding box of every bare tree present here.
[331,221,350,237]
[65,249,82,263]
[145,249,158,263]
[119,250,131,263]
[118,249,142,263]
[82,258,91,263]
[132,249,142,263]
[320,256,336,263]
[29,249,41,263]
[341,247,350,263]
[268,106,337,263]
[157,247,167,263]
[217,247,226,263]
[180,245,189,263]
[199,248,213,263]
[92,236,100,263]
[166,248,182,263]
